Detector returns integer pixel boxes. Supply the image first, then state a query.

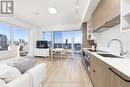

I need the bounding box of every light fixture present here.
[76,6,79,9]
[48,8,57,14]
[76,0,79,16]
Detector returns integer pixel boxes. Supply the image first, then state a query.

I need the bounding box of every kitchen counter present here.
[83,48,130,81]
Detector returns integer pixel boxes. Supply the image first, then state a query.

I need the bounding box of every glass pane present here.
[62,31,72,54]
[0,23,11,51]
[43,32,52,48]
[13,27,29,56]
[54,32,62,48]
[74,31,82,54]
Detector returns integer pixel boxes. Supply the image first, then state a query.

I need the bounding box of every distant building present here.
[0,34,8,51]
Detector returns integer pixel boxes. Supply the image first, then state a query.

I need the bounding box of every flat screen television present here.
[36,41,48,48]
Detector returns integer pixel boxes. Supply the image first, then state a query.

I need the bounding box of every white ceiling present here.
[82,0,101,22]
[14,0,90,29]
[0,0,100,31]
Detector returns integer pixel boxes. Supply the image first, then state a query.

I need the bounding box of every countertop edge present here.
[82,48,130,81]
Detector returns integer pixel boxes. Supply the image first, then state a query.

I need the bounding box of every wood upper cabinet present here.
[92,0,120,30]
[82,23,91,48]
[90,55,109,87]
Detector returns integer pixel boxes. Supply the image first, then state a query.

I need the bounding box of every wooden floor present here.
[37,58,93,87]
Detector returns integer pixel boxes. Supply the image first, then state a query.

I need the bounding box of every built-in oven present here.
[82,51,91,74]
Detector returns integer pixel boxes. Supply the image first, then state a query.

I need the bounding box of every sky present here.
[43,32,52,41]
[0,23,28,41]
[54,32,62,43]
[13,28,28,41]
[74,31,82,43]
[44,31,82,44]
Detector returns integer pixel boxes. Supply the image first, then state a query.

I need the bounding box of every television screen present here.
[36,41,48,48]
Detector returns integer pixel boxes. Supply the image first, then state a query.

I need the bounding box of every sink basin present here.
[87,49,108,53]
[87,49,123,58]
[98,53,123,58]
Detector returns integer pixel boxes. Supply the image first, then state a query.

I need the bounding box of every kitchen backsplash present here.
[94,24,130,58]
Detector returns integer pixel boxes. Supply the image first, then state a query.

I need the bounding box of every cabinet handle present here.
[109,68,130,82]
[93,70,96,72]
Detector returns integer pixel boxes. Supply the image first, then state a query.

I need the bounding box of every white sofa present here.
[0,57,46,87]
[6,63,46,87]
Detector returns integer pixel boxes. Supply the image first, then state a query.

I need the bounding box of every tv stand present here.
[34,48,50,57]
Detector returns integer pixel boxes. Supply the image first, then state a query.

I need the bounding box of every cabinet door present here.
[92,0,120,30]
[90,56,109,87]
[108,68,129,87]
[127,83,130,87]
[90,56,98,86]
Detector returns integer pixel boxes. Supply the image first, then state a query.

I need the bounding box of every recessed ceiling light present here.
[76,6,79,9]
[48,8,57,14]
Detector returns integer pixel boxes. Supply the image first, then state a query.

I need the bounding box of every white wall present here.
[28,28,44,57]
[95,24,130,58]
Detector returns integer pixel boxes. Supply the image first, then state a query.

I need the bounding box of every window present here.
[43,31,82,57]
[54,32,62,48]
[62,31,72,54]
[74,31,82,54]
[13,27,28,45]
[43,32,52,48]
[0,22,29,57]
[0,23,11,51]
[13,27,29,56]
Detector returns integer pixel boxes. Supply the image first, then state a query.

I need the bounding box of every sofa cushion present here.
[9,58,36,73]
[6,74,32,87]
[0,64,21,83]
[0,79,6,87]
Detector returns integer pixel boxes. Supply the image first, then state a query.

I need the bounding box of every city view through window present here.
[0,23,10,51]
[0,23,29,56]
[43,31,82,55]
[13,27,29,56]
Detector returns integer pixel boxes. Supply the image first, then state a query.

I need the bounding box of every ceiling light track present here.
[76,0,79,16]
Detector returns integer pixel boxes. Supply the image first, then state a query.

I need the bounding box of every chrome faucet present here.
[107,39,128,56]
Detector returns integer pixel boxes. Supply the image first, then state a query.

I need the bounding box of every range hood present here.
[93,15,120,32]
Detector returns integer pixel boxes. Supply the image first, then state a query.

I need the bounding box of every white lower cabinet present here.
[34,48,50,57]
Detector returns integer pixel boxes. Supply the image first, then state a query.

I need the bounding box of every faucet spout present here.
[107,39,127,56]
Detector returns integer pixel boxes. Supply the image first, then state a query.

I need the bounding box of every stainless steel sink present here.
[97,53,123,58]
[87,49,108,53]
[87,49,123,58]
